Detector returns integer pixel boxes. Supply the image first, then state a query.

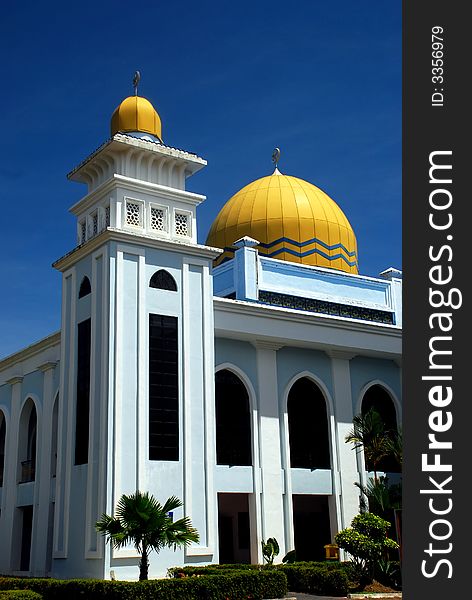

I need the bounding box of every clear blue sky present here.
[0,1,401,359]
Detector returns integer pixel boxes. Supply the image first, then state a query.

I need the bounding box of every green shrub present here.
[261,538,279,565]
[374,559,402,590]
[0,592,43,600]
[335,512,399,583]
[0,570,287,600]
[168,561,349,596]
[168,564,259,577]
[278,565,349,597]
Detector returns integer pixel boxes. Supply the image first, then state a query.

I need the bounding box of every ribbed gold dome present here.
[206,169,358,273]
[111,96,162,140]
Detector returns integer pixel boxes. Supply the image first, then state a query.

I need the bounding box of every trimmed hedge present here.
[169,565,260,577]
[169,562,349,597]
[0,593,43,600]
[0,571,287,600]
[278,565,349,597]
[169,561,346,577]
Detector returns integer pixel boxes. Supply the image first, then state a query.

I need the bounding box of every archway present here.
[215,369,252,466]
[361,384,400,473]
[287,377,330,469]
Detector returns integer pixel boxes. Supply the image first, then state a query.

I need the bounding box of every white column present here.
[328,351,359,531]
[0,376,23,572]
[32,362,57,575]
[234,238,259,301]
[254,341,285,559]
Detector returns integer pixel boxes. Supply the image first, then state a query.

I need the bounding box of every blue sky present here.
[0,1,401,358]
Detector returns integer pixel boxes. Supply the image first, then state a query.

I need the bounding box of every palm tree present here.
[355,476,402,518]
[385,428,402,469]
[345,408,390,480]
[96,491,199,580]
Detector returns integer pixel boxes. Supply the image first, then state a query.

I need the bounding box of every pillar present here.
[327,351,360,531]
[254,341,285,559]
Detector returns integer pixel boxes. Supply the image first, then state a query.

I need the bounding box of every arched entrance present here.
[215,369,253,564]
[287,377,332,561]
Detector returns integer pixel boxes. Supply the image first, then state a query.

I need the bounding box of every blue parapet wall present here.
[213,249,402,327]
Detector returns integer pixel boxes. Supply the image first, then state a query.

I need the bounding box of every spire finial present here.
[133,70,141,96]
[272,147,281,167]
[272,147,281,174]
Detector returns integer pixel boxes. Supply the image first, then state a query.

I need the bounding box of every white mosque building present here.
[0,90,402,579]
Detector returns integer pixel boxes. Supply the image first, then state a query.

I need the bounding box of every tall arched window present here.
[361,384,400,473]
[0,410,6,487]
[215,370,252,466]
[18,399,37,483]
[149,269,177,291]
[288,377,330,469]
[78,276,91,298]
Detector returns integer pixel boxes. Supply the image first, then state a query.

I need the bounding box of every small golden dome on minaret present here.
[110,95,162,140]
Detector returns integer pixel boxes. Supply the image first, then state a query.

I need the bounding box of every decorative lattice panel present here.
[175,212,190,237]
[80,221,86,243]
[92,213,98,236]
[150,207,166,232]
[126,201,142,227]
[105,205,110,227]
[258,291,395,324]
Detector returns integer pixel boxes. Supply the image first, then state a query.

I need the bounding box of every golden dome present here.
[206,169,358,273]
[111,95,162,140]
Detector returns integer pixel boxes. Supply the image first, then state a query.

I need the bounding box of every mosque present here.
[0,88,402,579]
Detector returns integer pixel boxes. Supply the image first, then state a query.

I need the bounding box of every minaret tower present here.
[52,78,220,579]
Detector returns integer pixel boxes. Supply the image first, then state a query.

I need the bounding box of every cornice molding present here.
[0,332,61,374]
[38,361,59,373]
[213,297,402,338]
[69,174,206,216]
[68,135,206,183]
[53,228,222,272]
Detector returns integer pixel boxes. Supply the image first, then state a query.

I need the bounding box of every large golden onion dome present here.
[111,95,162,140]
[206,169,358,273]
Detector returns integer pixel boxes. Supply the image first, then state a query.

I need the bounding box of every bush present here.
[0,592,43,600]
[168,561,349,597]
[0,571,287,600]
[278,565,349,597]
[168,564,259,577]
[374,559,402,590]
[335,512,399,584]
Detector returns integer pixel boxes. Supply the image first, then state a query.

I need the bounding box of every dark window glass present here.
[149,314,179,460]
[20,506,33,571]
[75,318,91,464]
[149,270,177,291]
[238,512,250,549]
[78,276,91,298]
[288,378,330,469]
[215,370,252,466]
[27,409,37,471]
